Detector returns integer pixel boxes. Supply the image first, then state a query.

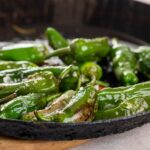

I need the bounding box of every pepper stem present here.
[46,46,71,58]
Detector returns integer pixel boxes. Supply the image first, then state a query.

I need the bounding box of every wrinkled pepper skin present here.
[0,61,37,71]
[45,27,68,49]
[35,86,97,123]
[0,43,49,64]
[135,46,150,79]
[95,95,150,120]
[22,93,61,121]
[0,65,80,92]
[59,66,80,92]
[0,66,68,83]
[111,40,138,85]
[0,93,48,119]
[47,37,110,64]
[97,81,150,111]
[0,65,77,82]
[0,71,59,98]
[23,90,75,121]
[80,62,103,85]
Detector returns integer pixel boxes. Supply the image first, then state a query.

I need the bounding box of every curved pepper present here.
[134,46,150,79]
[111,39,138,85]
[80,62,103,85]
[0,61,37,71]
[47,37,110,64]
[97,81,150,111]
[0,71,59,98]
[0,93,49,119]
[35,86,97,123]
[45,27,68,49]
[22,93,61,121]
[23,90,75,121]
[0,43,49,64]
[95,95,150,120]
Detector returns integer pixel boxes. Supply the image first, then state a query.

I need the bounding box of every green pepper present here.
[0,65,80,92]
[0,43,49,64]
[97,81,150,111]
[0,71,59,98]
[95,95,150,120]
[0,61,37,71]
[80,62,103,85]
[45,27,68,49]
[23,90,75,121]
[35,86,97,123]
[0,93,60,119]
[59,65,80,92]
[111,39,138,85]
[134,46,150,79]
[22,93,61,121]
[47,37,110,64]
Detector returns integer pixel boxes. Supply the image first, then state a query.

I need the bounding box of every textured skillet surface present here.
[0,111,150,140]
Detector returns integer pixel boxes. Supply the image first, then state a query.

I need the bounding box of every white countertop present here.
[71,123,150,150]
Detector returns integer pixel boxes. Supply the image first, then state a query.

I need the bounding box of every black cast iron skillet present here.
[0,26,149,140]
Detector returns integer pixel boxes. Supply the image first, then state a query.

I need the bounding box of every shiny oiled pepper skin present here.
[0,43,49,64]
[97,81,150,111]
[134,46,150,79]
[0,65,80,92]
[0,66,69,83]
[0,71,59,98]
[47,37,110,64]
[111,40,138,85]
[80,62,103,85]
[45,27,68,49]
[0,61,37,71]
[23,90,75,121]
[35,86,97,123]
[0,93,47,119]
[95,95,150,120]
[22,93,61,121]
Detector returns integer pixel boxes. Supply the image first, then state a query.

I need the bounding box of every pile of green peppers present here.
[0,27,149,123]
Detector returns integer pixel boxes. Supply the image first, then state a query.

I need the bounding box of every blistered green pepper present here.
[45,27,68,49]
[111,39,138,85]
[0,43,49,64]
[0,65,80,92]
[80,62,103,85]
[23,90,75,121]
[97,81,150,111]
[95,95,150,120]
[0,93,61,119]
[35,86,97,123]
[0,61,37,71]
[47,37,110,64]
[134,46,150,79]
[0,71,59,98]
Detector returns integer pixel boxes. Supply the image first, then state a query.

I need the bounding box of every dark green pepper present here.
[0,71,59,98]
[97,81,150,111]
[0,43,49,64]
[111,39,138,85]
[45,27,68,49]
[0,61,37,71]
[95,95,150,120]
[35,86,97,123]
[47,37,110,64]
[134,46,150,79]
[0,93,60,119]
